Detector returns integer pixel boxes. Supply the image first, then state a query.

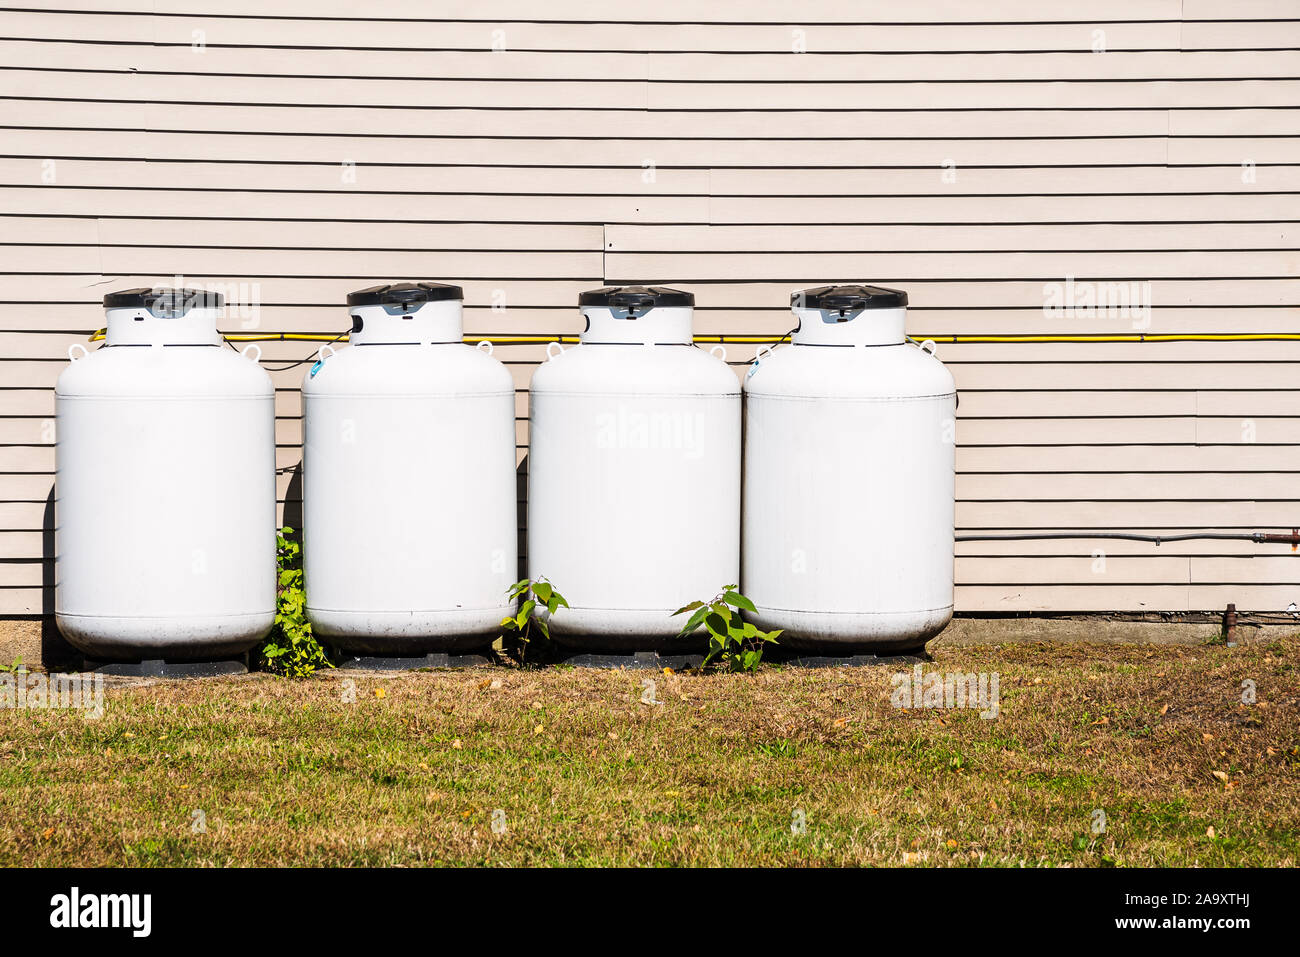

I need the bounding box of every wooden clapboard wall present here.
[1,0,1298,617]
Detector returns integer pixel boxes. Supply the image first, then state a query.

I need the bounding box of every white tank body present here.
[527,287,741,648]
[302,283,517,652]
[742,285,956,653]
[55,288,276,660]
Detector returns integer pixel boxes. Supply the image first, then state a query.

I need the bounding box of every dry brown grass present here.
[1,636,1296,866]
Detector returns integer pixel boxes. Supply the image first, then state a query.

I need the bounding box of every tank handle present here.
[915,338,938,357]
[241,343,262,363]
[317,344,336,361]
[747,343,773,379]
[476,339,494,356]
[67,343,88,362]
[546,341,565,361]
[709,344,727,362]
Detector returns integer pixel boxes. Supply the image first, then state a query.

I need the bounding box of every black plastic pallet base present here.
[339,653,493,670]
[83,657,248,678]
[775,652,930,668]
[559,650,705,670]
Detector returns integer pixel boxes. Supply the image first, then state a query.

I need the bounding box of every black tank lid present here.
[579,285,694,314]
[347,282,463,309]
[794,284,907,312]
[103,287,224,309]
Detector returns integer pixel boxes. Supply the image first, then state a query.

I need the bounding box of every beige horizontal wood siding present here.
[1,1,1297,616]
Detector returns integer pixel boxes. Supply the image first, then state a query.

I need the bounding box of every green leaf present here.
[704,612,728,639]
[724,591,757,613]
[702,637,725,667]
[516,599,536,628]
[672,600,705,617]
[532,582,553,604]
[677,605,709,637]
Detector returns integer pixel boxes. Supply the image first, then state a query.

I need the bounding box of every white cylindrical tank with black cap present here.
[527,285,741,649]
[301,282,517,652]
[742,284,956,654]
[55,287,276,660]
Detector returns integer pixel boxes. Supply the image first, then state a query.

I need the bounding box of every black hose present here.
[258,332,349,372]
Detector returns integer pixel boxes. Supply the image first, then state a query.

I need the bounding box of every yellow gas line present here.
[86,330,1300,345]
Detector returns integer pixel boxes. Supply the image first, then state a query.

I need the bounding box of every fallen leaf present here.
[662,667,674,675]
[946,839,958,849]
[1211,770,1229,783]
[477,678,491,690]
[1091,716,1110,726]
[533,724,544,735]
[42,827,54,839]
[489,679,502,690]
[833,716,850,728]
[374,688,386,699]
[1159,704,1170,715]
[1206,826,1216,838]
[451,738,462,750]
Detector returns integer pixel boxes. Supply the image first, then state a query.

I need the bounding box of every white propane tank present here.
[527,286,741,648]
[742,285,956,653]
[55,288,276,660]
[301,283,517,652]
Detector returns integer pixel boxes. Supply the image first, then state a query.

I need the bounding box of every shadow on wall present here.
[40,484,77,669]
[517,453,528,582]
[283,464,303,536]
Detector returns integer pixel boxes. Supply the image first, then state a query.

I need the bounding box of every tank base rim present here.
[749,603,953,655]
[55,611,271,661]
[307,606,511,651]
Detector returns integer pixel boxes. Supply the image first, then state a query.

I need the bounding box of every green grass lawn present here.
[1,637,1296,866]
